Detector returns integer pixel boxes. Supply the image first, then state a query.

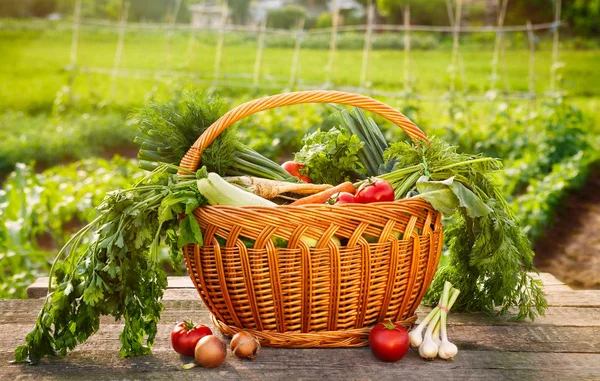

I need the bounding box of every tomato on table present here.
[171,321,213,357]
[369,320,410,362]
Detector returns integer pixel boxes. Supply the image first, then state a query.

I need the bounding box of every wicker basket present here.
[179,90,443,348]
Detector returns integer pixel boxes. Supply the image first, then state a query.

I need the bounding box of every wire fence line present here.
[76,17,563,34]
[67,0,566,104]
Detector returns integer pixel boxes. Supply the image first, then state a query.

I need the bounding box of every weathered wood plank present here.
[2,350,599,381]
[3,298,600,328]
[545,290,600,307]
[27,273,574,299]
[3,322,599,355]
[27,276,196,299]
[29,285,600,310]
[530,272,569,286]
[160,288,600,307]
[416,306,600,327]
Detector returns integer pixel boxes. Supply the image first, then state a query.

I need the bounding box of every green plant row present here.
[1,97,598,299]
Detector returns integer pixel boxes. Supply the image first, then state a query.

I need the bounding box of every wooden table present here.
[2,273,599,380]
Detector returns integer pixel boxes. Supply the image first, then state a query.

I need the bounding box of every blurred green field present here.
[2,20,600,113]
[1,19,600,298]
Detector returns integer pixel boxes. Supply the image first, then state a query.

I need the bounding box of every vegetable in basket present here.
[294,127,366,185]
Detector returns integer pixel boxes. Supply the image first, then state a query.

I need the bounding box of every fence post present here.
[526,20,535,96]
[213,1,229,87]
[325,0,340,86]
[289,18,305,88]
[165,0,183,71]
[445,0,466,94]
[68,0,82,98]
[490,0,508,92]
[109,0,130,101]
[449,0,463,94]
[360,3,375,90]
[185,5,204,70]
[253,17,267,87]
[403,5,411,94]
[550,0,562,94]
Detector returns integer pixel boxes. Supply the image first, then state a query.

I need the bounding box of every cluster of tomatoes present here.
[331,178,394,205]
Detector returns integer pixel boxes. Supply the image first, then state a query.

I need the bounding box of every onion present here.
[230,330,260,360]
[194,335,226,368]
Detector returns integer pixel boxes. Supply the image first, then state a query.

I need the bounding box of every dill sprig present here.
[132,91,292,181]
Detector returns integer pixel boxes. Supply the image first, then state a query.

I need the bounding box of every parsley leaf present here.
[295,127,366,184]
[14,165,206,364]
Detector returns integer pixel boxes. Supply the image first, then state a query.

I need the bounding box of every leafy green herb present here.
[332,107,390,176]
[295,127,366,185]
[14,164,205,364]
[133,91,229,173]
[382,138,547,321]
[132,91,293,181]
[416,176,492,218]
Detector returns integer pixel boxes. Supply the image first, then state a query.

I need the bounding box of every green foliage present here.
[2,20,600,114]
[384,138,547,320]
[237,104,334,161]
[132,91,228,171]
[267,4,307,30]
[14,164,204,363]
[229,0,253,25]
[0,157,143,299]
[513,152,598,242]
[377,0,448,25]
[295,127,366,184]
[565,0,600,36]
[0,112,136,175]
[315,12,332,28]
[1,0,194,22]
[264,31,439,50]
[133,91,292,180]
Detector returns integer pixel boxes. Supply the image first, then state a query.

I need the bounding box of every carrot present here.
[289,182,356,206]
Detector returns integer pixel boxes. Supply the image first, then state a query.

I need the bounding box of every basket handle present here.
[179,90,428,172]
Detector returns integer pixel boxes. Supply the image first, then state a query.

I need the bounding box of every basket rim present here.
[193,197,439,211]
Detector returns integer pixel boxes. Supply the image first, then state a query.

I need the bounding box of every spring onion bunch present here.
[410,282,460,360]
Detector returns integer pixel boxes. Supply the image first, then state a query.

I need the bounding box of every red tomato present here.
[369,320,410,362]
[329,191,356,205]
[355,178,395,203]
[281,161,312,183]
[171,321,213,357]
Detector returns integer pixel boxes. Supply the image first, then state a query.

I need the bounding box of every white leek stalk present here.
[418,282,451,360]
[432,319,442,347]
[409,306,440,347]
[418,308,441,360]
[438,288,461,360]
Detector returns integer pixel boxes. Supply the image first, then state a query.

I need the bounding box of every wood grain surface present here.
[3,273,599,380]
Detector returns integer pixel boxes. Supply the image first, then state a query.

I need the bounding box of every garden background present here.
[1,0,599,298]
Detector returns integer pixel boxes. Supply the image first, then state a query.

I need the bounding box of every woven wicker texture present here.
[180,91,443,347]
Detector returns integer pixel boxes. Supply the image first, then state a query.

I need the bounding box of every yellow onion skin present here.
[230,331,260,360]
[194,335,227,368]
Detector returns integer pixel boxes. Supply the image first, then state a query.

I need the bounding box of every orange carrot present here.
[289,182,356,206]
